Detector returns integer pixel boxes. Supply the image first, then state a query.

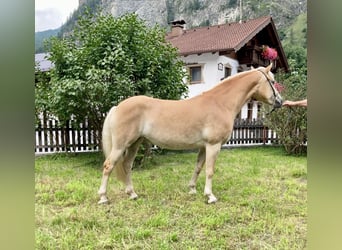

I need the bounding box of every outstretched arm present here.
[283,99,307,107]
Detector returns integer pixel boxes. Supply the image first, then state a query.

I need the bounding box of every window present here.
[224,66,231,78]
[187,65,203,84]
[190,66,201,81]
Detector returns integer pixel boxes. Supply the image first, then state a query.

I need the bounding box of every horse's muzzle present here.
[274,97,282,108]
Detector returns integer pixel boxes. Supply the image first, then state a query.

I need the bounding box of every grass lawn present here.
[35,146,307,249]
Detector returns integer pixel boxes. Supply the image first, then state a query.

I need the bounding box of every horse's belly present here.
[143,125,204,150]
[147,136,204,150]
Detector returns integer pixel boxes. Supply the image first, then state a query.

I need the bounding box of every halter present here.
[257,69,277,97]
[257,69,278,115]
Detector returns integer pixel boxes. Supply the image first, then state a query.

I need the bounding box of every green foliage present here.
[262,12,307,155]
[35,62,52,122]
[35,28,60,53]
[36,12,187,135]
[58,0,101,36]
[282,13,307,49]
[264,45,307,155]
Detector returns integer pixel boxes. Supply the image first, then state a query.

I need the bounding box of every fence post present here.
[48,119,53,152]
[65,120,70,152]
[36,121,42,153]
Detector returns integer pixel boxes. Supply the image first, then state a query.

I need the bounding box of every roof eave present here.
[268,17,289,72]
[234,17,272,52]
[179,48,235,57]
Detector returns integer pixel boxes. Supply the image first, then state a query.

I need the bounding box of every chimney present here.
[239,0,243,23]
[170,20,186,37]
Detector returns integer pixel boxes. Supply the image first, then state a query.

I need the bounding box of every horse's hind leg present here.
[122,139,143,200]
[188,147,206,194]
[98,149,123,204]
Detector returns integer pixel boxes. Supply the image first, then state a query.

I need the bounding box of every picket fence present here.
[35,118,279,154]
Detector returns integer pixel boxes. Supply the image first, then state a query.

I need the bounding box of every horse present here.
[98,63,282,204]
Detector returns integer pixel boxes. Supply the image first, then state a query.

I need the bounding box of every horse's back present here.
[116,95,183,116]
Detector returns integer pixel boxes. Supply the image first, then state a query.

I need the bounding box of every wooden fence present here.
[225,118,279,146]
[35,118,278,154]
[35,119,100,154]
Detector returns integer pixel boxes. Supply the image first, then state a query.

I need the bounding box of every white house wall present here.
[182,52,239,98]
[181,52,255,119]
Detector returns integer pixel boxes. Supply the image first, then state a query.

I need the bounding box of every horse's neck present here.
[205,72,259,114]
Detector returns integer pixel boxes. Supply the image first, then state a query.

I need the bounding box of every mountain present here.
[35,0,307,52]
[83,0,306,30]
[35,28,60,53]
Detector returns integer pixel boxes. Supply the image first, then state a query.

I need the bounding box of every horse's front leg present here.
[189,147,206,194]
[204,143,221,204]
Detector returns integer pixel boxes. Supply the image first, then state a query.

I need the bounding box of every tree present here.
[263,45,307,155]
[36,12,188,142]
[35,62,52,123]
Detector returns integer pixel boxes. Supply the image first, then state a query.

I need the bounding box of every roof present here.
[166,16,274,56]
[35,53,54,72]
[34,16,288,73]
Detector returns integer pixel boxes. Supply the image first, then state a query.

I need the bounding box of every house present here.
[166,16,289,120]
[35,53,53,72]
[35,16,288,120]
[35,52,54,85]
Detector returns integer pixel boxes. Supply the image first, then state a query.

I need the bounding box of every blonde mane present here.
[201,69,260,97]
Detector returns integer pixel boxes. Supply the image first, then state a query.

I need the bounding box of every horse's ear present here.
[265,63,273,72]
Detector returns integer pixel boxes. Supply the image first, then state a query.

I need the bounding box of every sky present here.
[35,0,79,32]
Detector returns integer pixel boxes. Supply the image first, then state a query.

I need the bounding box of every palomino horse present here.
[98,63,282,204]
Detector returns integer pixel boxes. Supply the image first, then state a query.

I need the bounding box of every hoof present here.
[189,189,197,195]
[207,196,218,204]
[129,193,138,200]
[98,197,109,205]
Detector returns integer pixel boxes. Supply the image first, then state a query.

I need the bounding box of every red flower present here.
[261,46,278,60]
[274,82,285,92]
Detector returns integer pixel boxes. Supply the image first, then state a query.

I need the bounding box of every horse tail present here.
[102,107,114,159]
[102,106,127,183]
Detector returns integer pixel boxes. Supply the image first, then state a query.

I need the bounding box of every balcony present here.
[237,46,273,68]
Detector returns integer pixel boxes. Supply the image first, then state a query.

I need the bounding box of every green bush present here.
[264,46,307,155]
[36,12,187,141]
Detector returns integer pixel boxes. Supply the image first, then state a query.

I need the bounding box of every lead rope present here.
[266,107,276,115]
